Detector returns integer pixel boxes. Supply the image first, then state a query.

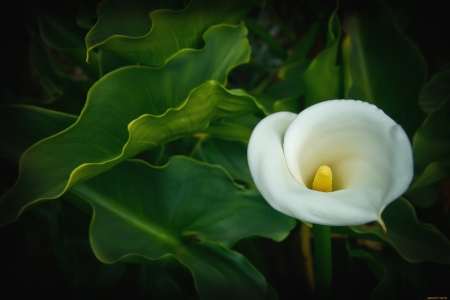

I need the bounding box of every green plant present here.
[1,0,449,298]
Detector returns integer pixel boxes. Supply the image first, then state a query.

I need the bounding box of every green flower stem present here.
[312,224,332,299]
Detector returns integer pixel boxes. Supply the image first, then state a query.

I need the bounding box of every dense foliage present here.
[1,0,449,298]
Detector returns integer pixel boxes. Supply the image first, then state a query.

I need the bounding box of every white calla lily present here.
[248,100,413,230]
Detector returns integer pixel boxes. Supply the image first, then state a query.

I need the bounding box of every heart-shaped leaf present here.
[86,0,261,66]
[0,24,262,226]
[70,157,294,298]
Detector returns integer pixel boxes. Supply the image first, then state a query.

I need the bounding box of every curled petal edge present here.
[247,100,413,227]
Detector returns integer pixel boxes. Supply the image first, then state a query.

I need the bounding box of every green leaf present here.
[193,138,255,188]
[350,249,400,300]
[243,92,273,115]
[76,0,99,29]
[348,198,450,264]
[242,16,287,59]
[38,4,99,80]
[29,38,91,114]
[405,181,440,210]
[413,99,450,171]
[266,59,310,102]
[51,199,125,298]
[52,197,185,299]
[272,96,302,113]
[343,1,427,137]
[177,243,267,300]
[29,39,63,100]
[411,93,449,207]
[136,265,184,300]
[201,113,263,144]
[350,248,450,300]
[98,49,136,78]
[0,24,260,226]
[0,105,77,162]
[39,5,87,49]
[86,0,183,45]
[86,0,261,66]
[409,162,450,192]
[285,21,321,65]
[59,49,100,81]
[73,157,294,252]
[216,88,270,116]
[70,157,293,298]
[302,3,342,106]
[419,64,450,114]
[202,121,253,142]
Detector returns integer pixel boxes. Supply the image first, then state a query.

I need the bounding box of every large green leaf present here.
[0,104,285,299]
[347,198,450,264]
[343,1,427,137]
[0,24,261,226]
[86,0,183,45]
[86,0,261,66]
[301,3,342,106]
[97,49,136,78]
[70,157,294,298]
[78,158,294,251]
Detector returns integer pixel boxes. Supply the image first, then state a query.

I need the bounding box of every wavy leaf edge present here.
[5,81,262,224]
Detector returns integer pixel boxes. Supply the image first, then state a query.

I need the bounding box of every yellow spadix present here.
[312,165,332,192]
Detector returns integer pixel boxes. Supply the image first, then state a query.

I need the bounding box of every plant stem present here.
[312,224,332,299]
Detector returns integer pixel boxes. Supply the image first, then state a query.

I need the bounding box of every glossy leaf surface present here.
[86,0,261,66]
[0,24,259,226]
[71,157,294,298]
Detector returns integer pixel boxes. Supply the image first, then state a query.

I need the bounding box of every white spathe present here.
[247,100,413,228]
